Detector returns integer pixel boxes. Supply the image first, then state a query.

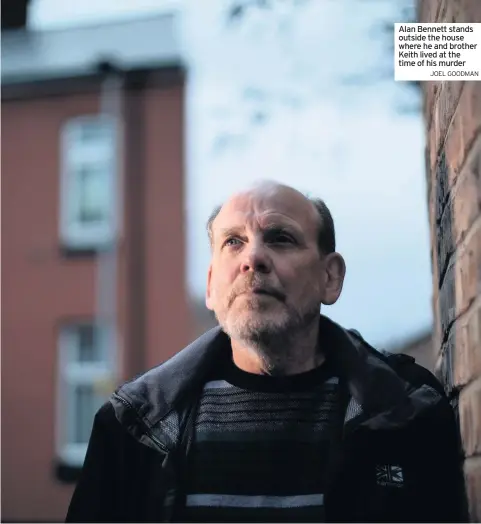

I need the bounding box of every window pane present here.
[79,121,112,144]
[76,164,110,224]
[74,324,107,363]
[71,384,104,444]
[76,324,104,362]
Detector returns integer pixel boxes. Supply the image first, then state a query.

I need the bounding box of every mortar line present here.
[431,82,466,171]
[459,376,481,399]
[437,174,481,289]
[439,292,481,349]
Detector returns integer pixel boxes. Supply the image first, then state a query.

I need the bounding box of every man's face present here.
[206,185,330,343]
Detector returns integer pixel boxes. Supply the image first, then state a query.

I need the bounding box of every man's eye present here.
[224,238,241,247]
[269,234,294,244]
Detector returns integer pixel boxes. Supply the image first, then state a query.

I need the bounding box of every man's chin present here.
[225,316,289,342]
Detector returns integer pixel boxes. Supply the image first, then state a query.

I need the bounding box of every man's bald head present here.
[205,179,346,363]
[207,181,336,256]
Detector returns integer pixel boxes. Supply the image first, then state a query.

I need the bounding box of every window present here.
[60,116,118,249]
[56,323,114,467]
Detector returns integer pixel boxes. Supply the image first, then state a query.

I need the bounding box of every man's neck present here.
[230,322,324,376]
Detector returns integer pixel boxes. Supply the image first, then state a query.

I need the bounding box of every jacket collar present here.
[114,314,413,431]
[319,315,410,417]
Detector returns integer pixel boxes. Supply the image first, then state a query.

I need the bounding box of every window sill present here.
[60,245,98,258]
[54,460,83,484]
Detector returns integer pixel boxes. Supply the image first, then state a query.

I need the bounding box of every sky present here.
[29,0,432,348]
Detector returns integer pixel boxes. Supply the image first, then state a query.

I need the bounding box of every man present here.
[66,181,465,523]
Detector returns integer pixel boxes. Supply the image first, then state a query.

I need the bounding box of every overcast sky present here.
[30,0,432,348]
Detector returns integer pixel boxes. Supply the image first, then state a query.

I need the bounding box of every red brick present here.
[455,220,481,315]
[422,3,481,521]
[429,82,464,172]
[435,0,448,21]
[422,0,481,140]
[444,0,481,24]
[464,456,481,522]
[428,106,442,173]
[418,0,440,23]
[2,75,188,522]
[460,379,481,457]
[452,137,481,245]
[454,300,481,388]
[445,83,481,179]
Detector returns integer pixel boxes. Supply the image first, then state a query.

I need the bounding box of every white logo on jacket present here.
[376,464,404,488]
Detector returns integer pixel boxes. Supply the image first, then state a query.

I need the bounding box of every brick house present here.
[1,3,191,521]
[390,330,435,372]
[418,0,481,520]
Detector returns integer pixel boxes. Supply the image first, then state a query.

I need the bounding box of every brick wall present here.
[418,1,481,521]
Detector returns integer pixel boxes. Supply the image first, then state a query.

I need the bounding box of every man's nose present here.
[240,242,272,274]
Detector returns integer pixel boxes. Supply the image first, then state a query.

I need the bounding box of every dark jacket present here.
[66,315,466,523]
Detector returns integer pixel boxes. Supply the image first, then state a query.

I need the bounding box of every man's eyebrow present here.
[217,224,301,237]
[263,224,300,235]
[263,224,292,231]
[217,226,245,238]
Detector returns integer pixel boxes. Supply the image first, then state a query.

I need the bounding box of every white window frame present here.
[56,323,114,467]
[59,115,118,249]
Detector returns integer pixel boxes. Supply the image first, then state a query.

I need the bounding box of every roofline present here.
[1,64,185,101]
[1,57,184,86]
[25,9,182,36]
[2,11,183,87]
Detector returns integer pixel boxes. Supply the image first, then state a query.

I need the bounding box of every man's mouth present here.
[247,287,285,302]
[231,284,285,306]
[251,288,271,295]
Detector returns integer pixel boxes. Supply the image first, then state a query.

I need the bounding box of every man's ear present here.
[322,252,346,306]
[205,264,214,311]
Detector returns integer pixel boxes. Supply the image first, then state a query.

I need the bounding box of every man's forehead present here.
[213,185,317,232]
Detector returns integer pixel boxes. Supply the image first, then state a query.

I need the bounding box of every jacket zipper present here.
[113,393,181,522]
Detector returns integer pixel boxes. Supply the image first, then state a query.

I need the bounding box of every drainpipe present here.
[94,60,124,388]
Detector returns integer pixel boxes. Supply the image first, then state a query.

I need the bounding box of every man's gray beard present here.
[218,303,321,372]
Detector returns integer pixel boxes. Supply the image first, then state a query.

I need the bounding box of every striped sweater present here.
[175,355,344,523]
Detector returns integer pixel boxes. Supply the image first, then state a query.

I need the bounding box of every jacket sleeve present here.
[65,402,128,523]
[396,360,467,523]
[416,395,467,523]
